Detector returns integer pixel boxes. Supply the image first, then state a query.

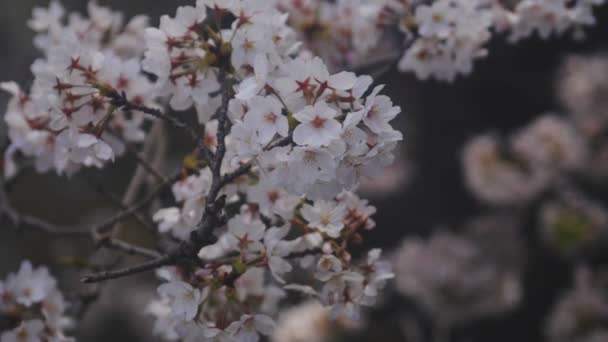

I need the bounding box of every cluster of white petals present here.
[393,226,522,325]
[277,0,605,81]
[546,266,608,342]
[463,52,608,237]
[151,188,390,341]
[3,0,400,340]
[463,132,551,206]
[0,261,72,342]
[540,191,608,255]
[2,1,156,177]
[3,1,403,339]
[463,113,590,206]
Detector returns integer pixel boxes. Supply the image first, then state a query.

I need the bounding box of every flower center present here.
[303,151,318,164]
[268,191,280,203]
[311,116,326,128]
[16,329,29,341]
[22,287,32,298]
[320,214,331,226]
[264,112,277,123]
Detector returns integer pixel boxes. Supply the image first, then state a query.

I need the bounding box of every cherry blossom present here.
[157,281,205,321]
[0,262,72,341]
[3,1,404,341]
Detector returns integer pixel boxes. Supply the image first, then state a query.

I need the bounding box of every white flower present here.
[1,320,45,342]
[231,26,273,70]
[153,207,182,234]
[169,74,220,111]
[272,301,333,342]
[277,57,357,102]
[244,96,288,144]
[220,215,266,258]
[293,102,341,147]
[301,201,345,238]
[229,122,265,160]
[415,1,454,39]
[236,54,269,100]
[73,133,114,162]
[157,281,204,321]
[152,206,198,240]
[28,1,64,32]
[145,299,180,340]
[263,226,295,283]
[8,261,56,307]
[235,267,266,301]
[41,289,68,329]
[247,179,299,219]
[285,147,337,196]
[361,86,401,134]
[226,314,275,342]
[172,169,212,202]
[315,255,343,282]
[360,249,394,304]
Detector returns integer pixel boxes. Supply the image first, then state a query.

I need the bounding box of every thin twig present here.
[112,121,166,238]
[101,238,162,259]
[107,90,214,166]
[82,73,239,284]
[86,178,157,233]
[81,254,176,283]
[123,143,166,183]
[92,172,179,236]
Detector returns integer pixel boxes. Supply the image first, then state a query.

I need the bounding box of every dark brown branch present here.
[87,179,157,233]
[107,90,214,166]
[4,211,89,238]
[221,163,252,186]
[100,238,162,259]
[82,74,239,284]
[81,254,175,283]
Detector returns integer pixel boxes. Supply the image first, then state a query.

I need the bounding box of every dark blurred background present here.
[2,1,608,341]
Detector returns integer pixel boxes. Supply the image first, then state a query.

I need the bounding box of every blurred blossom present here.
[540,191,608,256]
[464,113,592,206]
[271,301,352,342]
[511,114,587,172]
[462,133,550,206]
[558,53,608,138]
[546,266,608,342]
[393,228,522,326]
[557,52,608,181]
[465,213,525,269]
[359,152,412,199]
[0,261,73,342]
[278,0,606,81]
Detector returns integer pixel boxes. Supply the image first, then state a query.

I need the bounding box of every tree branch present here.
[81,254,176,283]
[107,90,214,166]
[92,171,180,236]
[100,238,162,259]
[87,180,157,234]
[111,121,167,240]
[82,73,239,284]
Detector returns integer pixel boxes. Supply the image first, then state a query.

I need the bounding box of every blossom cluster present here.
[546,266,608,342]
[462,51,608,255]
[139,1,400,338]
[0,261,72,342]
[393,215,523,326]
[0,0,403,341]
[2,1,155,177]
[277,0,606,81]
